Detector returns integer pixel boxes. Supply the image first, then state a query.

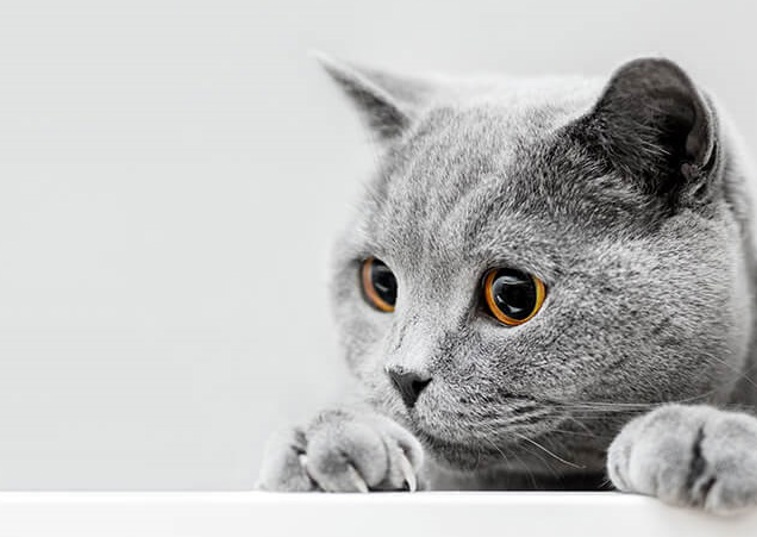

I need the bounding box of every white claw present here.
[346,464,369,493]
[399,454,417,492]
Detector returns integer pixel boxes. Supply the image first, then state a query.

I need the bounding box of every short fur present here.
[259,56,757,513]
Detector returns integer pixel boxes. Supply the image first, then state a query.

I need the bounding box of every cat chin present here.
[421,437,607,481]
[413,428,512,472]
[414,425,606,476]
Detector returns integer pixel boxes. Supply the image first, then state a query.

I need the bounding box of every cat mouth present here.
[413,429,484,453]
[413,428,479,453]
[407,403,562,455]
[410,421,514,452]
[411,427,516,470]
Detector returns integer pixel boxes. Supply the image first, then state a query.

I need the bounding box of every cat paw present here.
[257,409,424,492]
[607,404,757,514]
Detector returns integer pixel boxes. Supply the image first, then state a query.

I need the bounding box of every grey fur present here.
[258,56,757,513]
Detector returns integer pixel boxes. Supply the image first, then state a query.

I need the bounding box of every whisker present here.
[509,431,586,470]
[547,428,614,439]
[477,422,560,484]
[545,388,719,413]
[701,351,757,393]
[598,476,614,490]
[481,432,509,466]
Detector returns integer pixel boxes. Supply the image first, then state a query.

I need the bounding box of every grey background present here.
[0,0,754,489]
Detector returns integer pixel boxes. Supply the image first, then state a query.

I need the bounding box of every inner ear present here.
[590,58,717,197]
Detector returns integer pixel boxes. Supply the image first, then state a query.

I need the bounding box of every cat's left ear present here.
[313,52,432,143]
[585,58,719,207]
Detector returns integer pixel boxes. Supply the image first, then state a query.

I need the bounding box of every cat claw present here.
[345,463,369,493]
[298,451,416,492]
[298,453,369,492]
[260,413,423,493]
[399,454,417,492]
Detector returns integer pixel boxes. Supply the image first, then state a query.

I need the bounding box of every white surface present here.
[0,0,756,489]
[0,492,756,537]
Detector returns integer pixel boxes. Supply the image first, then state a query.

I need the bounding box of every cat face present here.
[323,57,753,473]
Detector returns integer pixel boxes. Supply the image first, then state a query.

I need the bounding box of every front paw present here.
[608,404,757,514]
[257,409,424,492]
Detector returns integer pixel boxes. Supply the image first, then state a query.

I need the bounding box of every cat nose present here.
[386,366,432,409]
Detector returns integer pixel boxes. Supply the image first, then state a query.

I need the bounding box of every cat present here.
[258,54,757,514]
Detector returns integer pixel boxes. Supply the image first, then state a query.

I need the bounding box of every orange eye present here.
[483,268,546,326]
[361,258,397,313]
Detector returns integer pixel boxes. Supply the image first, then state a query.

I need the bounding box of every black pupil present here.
[491,269,536,320]
[371,261,397,306]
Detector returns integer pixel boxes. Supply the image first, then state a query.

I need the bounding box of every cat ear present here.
[586,58,718,206]
[313,52,431,142]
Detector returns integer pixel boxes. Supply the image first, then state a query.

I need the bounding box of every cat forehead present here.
[373,75,609,206]
[357,81,646,267]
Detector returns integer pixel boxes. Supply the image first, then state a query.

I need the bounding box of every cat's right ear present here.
[312,52,432,143]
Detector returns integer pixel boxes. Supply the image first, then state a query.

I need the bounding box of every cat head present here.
[320,55,752,473]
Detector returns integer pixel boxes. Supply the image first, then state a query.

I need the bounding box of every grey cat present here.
[258,55,757,514]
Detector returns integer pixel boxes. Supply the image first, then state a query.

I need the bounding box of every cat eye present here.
[483,268,546,326]
[361,257,397,312]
